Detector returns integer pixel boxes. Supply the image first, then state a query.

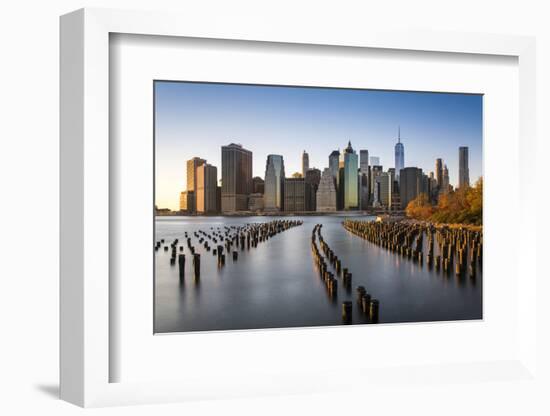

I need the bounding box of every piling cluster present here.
[342,219,482,280]
[155,219,303,281]
[310,224,380,324]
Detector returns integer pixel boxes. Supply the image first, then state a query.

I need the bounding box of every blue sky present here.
[155,81,483,210]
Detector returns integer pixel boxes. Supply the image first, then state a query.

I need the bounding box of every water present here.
[155,215,482,333]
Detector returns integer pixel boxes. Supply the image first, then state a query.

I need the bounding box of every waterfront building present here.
[374,172,392,208]
[359,149,369,174]
[343,141,359,210]
[304,168,321,211]
[248,193,264,212]
[329,150,340,181]
[264,154,285,211]
[316,168,337,211]
[370,165,383,205]
[216,186,221,212]
[337,166,345,210]
[179,190,195,213]
[221,143,253,213]
[435,158,443,191]
[252,176,265,194]
[186,157,206,213]
[196,163,218,213]
[302,150,309,177]
[459,146,470,188]
[399,167,423,208]
[370,156,380,166]
[284,178,305,212]
[394,127,405,180]
[359,172,369,210]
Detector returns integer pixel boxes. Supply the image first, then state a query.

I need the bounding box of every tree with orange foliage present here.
[406,178,483,225]
[405,193,434,220]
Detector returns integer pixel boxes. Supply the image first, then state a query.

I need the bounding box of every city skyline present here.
[155,81,482,210]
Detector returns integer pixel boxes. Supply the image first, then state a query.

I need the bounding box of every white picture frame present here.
[60,7,538,407]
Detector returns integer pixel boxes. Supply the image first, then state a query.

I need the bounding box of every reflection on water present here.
[154,215,482,333]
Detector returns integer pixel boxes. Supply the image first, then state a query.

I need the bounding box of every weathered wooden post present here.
[178,254,185,280]
[342,301,353,324]
[356,286,366,303]
[361,293,372,314]
[369,299,379,323]
[193,253,200,280]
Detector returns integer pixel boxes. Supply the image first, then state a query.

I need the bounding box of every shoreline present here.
[156,211,405,218]
[155,212,482,230]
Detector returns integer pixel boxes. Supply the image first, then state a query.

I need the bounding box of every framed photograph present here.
[153,80,483,333]
[60,8,538,407]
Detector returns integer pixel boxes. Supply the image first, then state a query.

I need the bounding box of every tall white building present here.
[316,168,337,212]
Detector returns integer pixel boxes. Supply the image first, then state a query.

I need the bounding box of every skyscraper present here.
[264,154,285,211]
[343,141,359,210]
[221,143,252,213]
[374,172,392,208]
[196,163,218,213]
[329,150,340,181]
[370,165,383,204]
[359,149,369,174]
[370,156,380,166]
[284,178,305,212]
[186,157,206,213]
[304,168,321,211]
[316,168,337,212]
[359,172,369,210]
[301,150,309,177]
[179,191,194,213]
[435,158,443,190]
[443,164,450,193]
[459,146,470,188]
[399,167,423,208]
[394,127,405,180]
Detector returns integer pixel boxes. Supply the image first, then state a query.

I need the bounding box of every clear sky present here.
[155,81,483,210]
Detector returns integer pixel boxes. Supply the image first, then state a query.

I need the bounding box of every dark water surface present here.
[155,215,482,333]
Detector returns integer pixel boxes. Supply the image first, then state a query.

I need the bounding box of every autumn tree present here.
[406,178,482,225]
[405,193,433,220]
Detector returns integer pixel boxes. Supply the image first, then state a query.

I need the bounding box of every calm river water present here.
[155,215,482,333]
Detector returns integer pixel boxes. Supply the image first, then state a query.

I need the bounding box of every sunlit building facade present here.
[196,163,218,213]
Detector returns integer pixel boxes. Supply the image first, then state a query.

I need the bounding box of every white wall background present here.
[0,0,548,415]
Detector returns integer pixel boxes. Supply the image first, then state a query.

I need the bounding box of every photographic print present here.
[154,81,483,333]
